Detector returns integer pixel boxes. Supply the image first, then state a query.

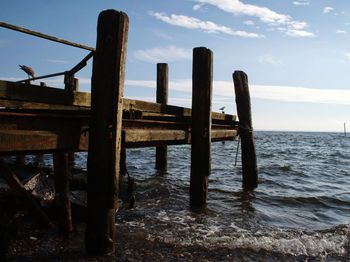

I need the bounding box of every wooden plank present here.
[123,119,189,130]
[0,80,236,120]
[125,129,237,147]
[123,98,235,121]
[0,81,91,107]
[0,130,88,153]
[233,71,258,189]
[0,98,89,110]
[155,63,168,171]
[0,111,235,133]
[125,129,188,147]
[85,10,129,256]
[190,47,213,208]
[211,129,237,141]
[0,129,237,153]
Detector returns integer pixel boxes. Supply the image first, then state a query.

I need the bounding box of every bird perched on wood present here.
[19,65,35,79]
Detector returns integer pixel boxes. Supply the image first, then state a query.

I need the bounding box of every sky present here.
[1,0,350,132]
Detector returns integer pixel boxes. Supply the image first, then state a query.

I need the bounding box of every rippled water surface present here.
[85,131,350,259]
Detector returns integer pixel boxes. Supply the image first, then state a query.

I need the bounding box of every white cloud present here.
[345,53,350,60]
[133,45,191,63]
[293,0,310,6]
[243,20,255,26]
[194,0,315,38]
[192,4,203,11]
[125,79,350,105]
[336,30,347,34]
[196,0,290,24]
[285,29,315,38]
[250,85,350,105]
[323,6,334,14]
[149,11,263,38]
[258,54,284,66]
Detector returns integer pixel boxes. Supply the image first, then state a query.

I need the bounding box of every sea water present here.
[114,131,350,260]
[27,131,350,260]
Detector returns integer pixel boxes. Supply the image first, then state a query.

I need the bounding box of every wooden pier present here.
[0,9,258,256]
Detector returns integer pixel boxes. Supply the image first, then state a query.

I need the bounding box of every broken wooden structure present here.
[0,9,258,256]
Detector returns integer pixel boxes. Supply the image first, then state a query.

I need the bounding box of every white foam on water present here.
[125,221,145,228]
[139,209,350,258]
[229,229,348,257]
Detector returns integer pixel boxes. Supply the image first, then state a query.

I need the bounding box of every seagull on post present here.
[19,65,35,79]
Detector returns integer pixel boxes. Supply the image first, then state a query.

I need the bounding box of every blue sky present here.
[2,0,350,132]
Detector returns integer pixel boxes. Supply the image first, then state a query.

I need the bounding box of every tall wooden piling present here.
[190,47,213,208]
[53,152,72,236]
[85,10,129,256]
[233,71,258,189]
[64,75,78,165]
[155,63,168,171]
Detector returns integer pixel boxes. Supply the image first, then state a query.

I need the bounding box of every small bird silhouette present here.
[219,106,225,111]
[19,65,35,79]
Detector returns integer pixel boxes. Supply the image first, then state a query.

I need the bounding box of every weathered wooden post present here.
[85,10,128,256]
[155,63,168,171]
[233,71,258,189]
[64,72,75,92]
[53,152,72,236]
[190,47,213,208]
[64,75,79,164]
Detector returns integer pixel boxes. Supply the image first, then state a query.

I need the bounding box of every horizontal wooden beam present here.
[0,81,236,121]
[0,129,237,154]
[0,111,236,134]
[0,130,88,154]
[0,99,90,110]
[123,98,235,122]
[0,81,91,107]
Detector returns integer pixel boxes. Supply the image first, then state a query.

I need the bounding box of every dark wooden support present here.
[155,63,168,171]
[64,72,75,92]
[0,157,53,227]
[232,71,258,189]
[53,153,72,237]
[85,10,128,256]
[64,76,78,164]
[190,47,213,208]
[120,131,126,177]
